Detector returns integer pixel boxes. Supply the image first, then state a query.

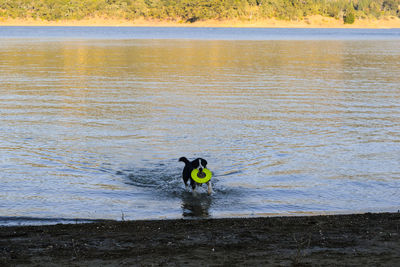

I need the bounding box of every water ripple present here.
[1,31,400,223]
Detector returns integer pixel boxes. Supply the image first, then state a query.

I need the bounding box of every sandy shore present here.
[1,16,400,28]
[0,212,399,266]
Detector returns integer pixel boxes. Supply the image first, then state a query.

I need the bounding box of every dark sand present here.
[1,212,399,266]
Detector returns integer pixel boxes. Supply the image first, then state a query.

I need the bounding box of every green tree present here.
[344,9,356,23]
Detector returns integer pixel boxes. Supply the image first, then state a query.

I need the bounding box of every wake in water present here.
[117,164,210,217]
[116,162,243,218]
[117,163,185,197]
[118,165,222,197]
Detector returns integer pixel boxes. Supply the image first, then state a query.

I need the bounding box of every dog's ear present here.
[201,159,207,167]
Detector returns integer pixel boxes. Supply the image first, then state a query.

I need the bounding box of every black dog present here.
[179,157,212,195]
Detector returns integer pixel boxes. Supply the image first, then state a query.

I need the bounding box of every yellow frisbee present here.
[191,168,212,184]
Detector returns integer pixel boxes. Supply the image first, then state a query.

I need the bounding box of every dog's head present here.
[192,158,207,172]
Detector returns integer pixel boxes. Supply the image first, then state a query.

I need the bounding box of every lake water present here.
[1,27,399,225]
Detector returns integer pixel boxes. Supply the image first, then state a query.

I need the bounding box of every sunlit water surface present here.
[0,27,399,225]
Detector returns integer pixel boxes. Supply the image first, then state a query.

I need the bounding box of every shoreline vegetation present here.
[1,16,400,28]
[1,212,399,265]
[1,0,400,28]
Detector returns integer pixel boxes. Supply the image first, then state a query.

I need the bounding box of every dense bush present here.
[344,10,356,23]
[0,0,399,22]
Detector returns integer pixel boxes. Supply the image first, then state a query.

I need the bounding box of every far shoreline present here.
[1,16,400,29]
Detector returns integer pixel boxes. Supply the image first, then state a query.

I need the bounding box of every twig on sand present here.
[71,239,78,259]
[292,233,311,266]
